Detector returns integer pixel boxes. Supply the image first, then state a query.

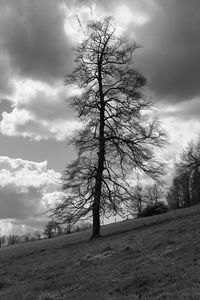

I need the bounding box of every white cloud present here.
[0,79,82,141]
[42,191,65,208]
[0,156,62,234]
[0,108,81,141]
[0,108,31,135]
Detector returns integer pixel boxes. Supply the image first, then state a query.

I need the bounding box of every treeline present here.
[132,136,200,218]
[1,138,200,247]
[43,219,92,238]
[0,220,92,247]
[0,231,43,247]
[127,182,167,218]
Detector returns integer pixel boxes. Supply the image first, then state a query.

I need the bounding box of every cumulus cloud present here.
[0,156,62,234]
[0,0,157,141]
[0,0,83,141]
[0,107,80,141]
[0,0,200,233]
[0,80,81,141]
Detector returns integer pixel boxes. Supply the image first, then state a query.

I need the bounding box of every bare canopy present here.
[53,17,166,238]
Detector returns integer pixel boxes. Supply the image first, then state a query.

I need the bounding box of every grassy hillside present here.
[1,206,200,299]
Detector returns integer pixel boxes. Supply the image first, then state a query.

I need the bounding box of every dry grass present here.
[1,205,200,299]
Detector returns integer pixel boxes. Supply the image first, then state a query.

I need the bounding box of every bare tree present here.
[33,230,42,240]
[167,137,200,209]
[145,183,164,205]
[179,139,200,205]
[127,183,145,218]
[53,17,166,238]
[0,235,6,247]
[179,139,200,174]
[44,220,61,239]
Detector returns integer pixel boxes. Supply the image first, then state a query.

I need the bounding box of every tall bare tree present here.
[167,137,200,209]
[53,18,165,238]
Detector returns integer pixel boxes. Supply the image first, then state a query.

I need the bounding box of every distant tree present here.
[24,232,32,242]
[44,220,61,239]
[128,183,145,217]
[166,176,182,209]
[0,235,6,247]
[179,139,200,205]
[190,168,200,205]
[65,213,73,234]
[179,139,200,174]
[167,137,200,209]
[138,201,168,218]
[54,209,74,235]
[33,230,42,240]
[7,235,19,245]
[145,183,164,205]
[134,184,143,215]
[73,221,92,233]
[54,17,166,238]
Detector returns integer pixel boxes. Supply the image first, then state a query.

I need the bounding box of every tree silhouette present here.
[167,137,200,209]
[44,220,61,238]
[54,17,165,238]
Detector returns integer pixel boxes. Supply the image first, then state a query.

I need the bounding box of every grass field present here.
[1,206,200,299]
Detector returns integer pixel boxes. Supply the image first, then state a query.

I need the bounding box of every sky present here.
[0,0,200,234]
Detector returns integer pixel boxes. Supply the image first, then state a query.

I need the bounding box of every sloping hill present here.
[1,206,200,299]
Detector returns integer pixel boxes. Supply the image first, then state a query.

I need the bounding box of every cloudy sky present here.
[0,0,200,234]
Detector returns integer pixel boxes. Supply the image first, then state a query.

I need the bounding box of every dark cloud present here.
[0,0,73,85]
[0,0,199,102]
[0,157,60,224]
[73,0,200,102]
[0,135,75,172]
[0,54,14,97]
[0,99,13,120]
[17,89,75,121]
[0,184,44,219]
[133,0,200,101]
[161,98,200,121]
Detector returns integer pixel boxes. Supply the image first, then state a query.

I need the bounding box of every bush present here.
[138,201,168,218]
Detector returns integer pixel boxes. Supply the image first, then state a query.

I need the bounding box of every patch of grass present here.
[1,206,200,299]
[155,288,200,299]
[38,291,61,300]
[101,244,113,253]
[113,271,155,299]
[6,287,35,300]
[0,281,9,290]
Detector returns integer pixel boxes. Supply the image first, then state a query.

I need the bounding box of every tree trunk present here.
[91,62,105,239]
[91,146,104,238]
[184,174,190,207]
[92,191,101,238]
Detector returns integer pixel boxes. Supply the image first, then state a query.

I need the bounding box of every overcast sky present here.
[0,0,200,234]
